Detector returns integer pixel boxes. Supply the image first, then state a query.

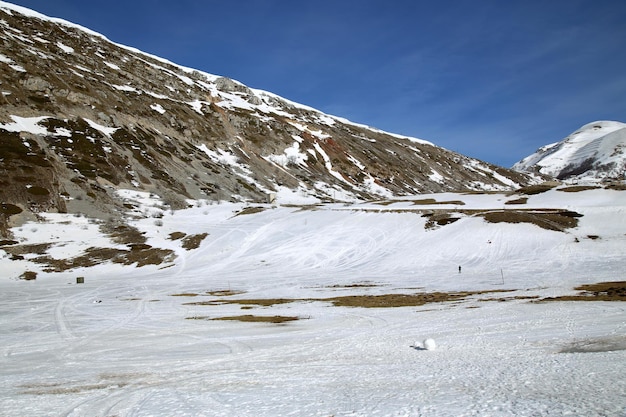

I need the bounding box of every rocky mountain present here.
[513,121,626,182]
[0,1,538,236]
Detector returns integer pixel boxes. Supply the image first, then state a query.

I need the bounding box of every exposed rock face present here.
[0,2,538,235]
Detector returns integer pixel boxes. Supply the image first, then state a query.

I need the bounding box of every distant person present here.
[458,265,461,273]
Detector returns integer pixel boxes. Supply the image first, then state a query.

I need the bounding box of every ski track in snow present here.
[1,190,626,416]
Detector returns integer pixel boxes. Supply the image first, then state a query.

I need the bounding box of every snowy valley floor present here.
[1,188,625,416]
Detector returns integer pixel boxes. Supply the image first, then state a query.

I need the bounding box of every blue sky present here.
[8,0,626,167]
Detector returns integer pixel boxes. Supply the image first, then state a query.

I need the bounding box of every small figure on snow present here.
[458,265,462,273]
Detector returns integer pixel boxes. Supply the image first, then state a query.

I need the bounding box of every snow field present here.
[1,188,626,416]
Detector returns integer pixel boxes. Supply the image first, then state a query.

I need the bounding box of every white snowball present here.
[423,338,436,351]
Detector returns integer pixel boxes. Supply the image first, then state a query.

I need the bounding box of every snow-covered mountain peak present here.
[513,120,626,181]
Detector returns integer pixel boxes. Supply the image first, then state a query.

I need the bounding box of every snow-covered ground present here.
[1,189,626,416]
[513,120,626,181]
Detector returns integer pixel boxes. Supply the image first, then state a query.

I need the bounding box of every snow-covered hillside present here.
[1,187,625,416]
[0,0,540,238]
[514,120,626,181]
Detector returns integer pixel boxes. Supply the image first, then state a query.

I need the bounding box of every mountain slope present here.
[0,1,538,236]
[513,121,626,181]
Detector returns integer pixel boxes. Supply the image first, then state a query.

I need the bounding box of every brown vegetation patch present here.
[604,183,626,190]
[461,191,503,195]
[479,295,540,302]
[19,271,37,280]
[349,208,424,215]
[168,231,186,240]
[206,289,246,296]
[171,293,199,297]
[31,245,175,272]
[411,198,465,206]
[282,204,322,212]
[181,232,208,250]
[516,184,556,195]
[372,200,396,206]
[505,197,528,205]
[325,292,471,308]
[481,210,581,231]
[185,290,513,309]
[185,298,294,307]
[424,213,461,230]
[13,222,178,271]
[540,281,626,302]
[3,243,53,256]
[234,206,266,216]
[326,282,381,289]
[557,185,601,192]
[124,246,175,267]
[211,314,300,323]
[102,223,147,246]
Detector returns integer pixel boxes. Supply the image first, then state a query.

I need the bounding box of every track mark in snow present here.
[54,297,77,340]
[342,311,389,329]
[59,385,154,417]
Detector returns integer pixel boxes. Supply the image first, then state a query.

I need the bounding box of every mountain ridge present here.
[513,120,626,181]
